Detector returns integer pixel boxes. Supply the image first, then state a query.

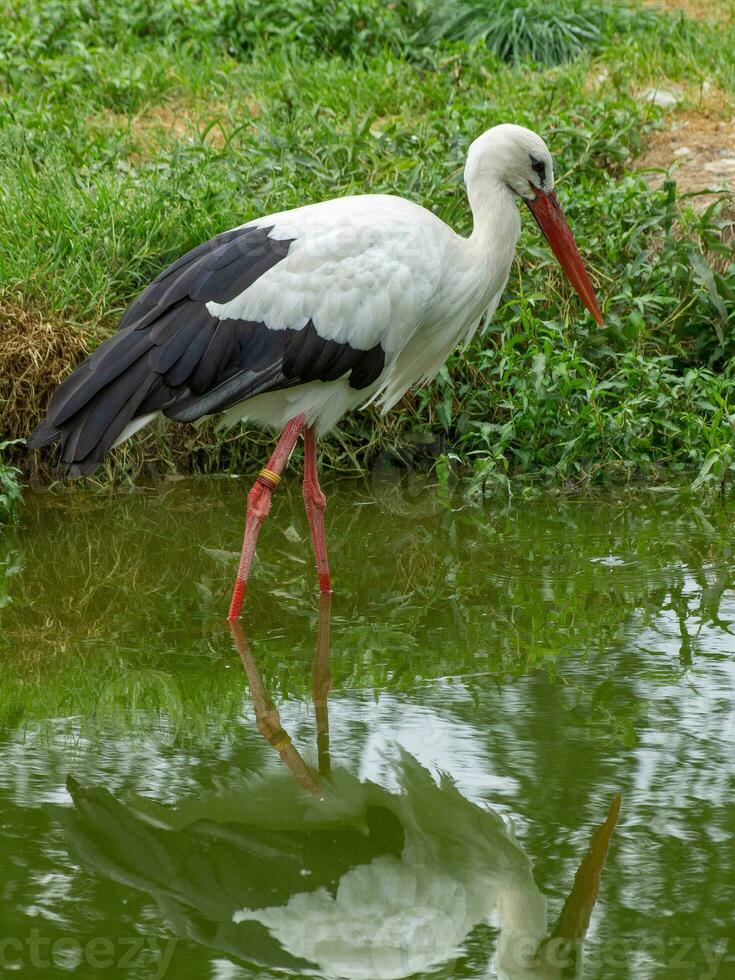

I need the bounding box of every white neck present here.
[467,174,521,253]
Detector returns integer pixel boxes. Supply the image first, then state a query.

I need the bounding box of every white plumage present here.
[215,175,514,425]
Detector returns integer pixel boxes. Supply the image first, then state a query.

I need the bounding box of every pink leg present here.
[302,425,332,595]
[227,413,306,620]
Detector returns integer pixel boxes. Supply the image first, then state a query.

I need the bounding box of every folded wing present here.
[27,221,389,475]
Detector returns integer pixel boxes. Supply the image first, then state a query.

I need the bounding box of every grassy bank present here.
[1,0,734,495]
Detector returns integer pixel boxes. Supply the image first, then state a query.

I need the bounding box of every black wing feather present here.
[158,318,214,387]
[28,223,386,476]
[62,361,159,472]
[45,329,154,429]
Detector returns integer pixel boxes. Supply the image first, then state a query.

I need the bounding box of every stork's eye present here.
[529,155,546,184]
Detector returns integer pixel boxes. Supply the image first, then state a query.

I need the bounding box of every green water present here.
[1,477,734,979]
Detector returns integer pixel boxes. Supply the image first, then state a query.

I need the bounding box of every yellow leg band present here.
[258,468,281,487]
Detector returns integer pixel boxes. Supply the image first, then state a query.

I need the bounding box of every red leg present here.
[227,413,306,620]
[302,425,332,594]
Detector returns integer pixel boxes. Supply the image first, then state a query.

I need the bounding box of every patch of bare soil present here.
[635,112,735,204]
[134,102,228,147]
[88,98,259,159]
[642,0,733,22]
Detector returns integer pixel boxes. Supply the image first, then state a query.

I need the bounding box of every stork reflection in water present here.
[59,604,620,980]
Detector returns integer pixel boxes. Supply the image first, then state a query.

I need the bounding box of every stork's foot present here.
[228,582,247,622]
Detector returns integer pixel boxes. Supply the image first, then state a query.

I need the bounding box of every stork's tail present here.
[26,327,175,477]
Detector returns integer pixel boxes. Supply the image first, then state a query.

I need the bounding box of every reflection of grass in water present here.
[0,652,248,744]
[2,483,734,742]
[0,440,23,525]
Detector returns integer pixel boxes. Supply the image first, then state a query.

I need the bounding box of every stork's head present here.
[465,124,603,326]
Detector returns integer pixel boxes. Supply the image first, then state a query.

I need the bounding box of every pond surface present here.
[1,476,734,979]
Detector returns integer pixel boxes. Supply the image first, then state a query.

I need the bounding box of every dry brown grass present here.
[0,300,258,482]
[0,301,95,444]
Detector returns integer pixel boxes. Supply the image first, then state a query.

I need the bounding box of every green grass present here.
[425,0,657,66]
[0,0,734,492]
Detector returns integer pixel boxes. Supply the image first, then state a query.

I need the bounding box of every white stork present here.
[28,124,603,618]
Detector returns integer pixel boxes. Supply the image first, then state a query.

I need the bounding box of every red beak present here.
[526,189,603,326]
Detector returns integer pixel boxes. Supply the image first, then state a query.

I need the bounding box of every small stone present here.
[672,146,692,157]
[703,158,735,173]
[641,88,680,108]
